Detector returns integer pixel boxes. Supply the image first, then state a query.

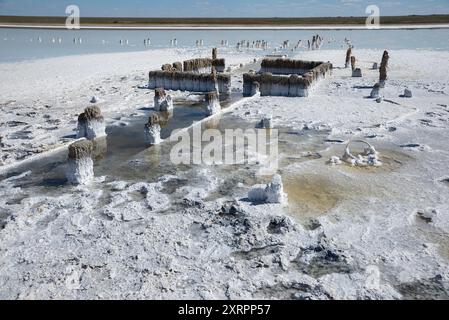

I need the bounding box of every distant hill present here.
[1,15,449,27]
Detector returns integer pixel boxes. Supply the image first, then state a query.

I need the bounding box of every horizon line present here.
[1,14,449,18]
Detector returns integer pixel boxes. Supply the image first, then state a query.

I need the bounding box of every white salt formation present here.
[341,140,382,167]
[76,106,106,140]
[144,113,162,145]
[4,43,449,301]
[417,209,438,222]
[153,88,173,112]
[370,83,381,98]
[403,88,413,98]
[205,91,221,116]
[265,175,287,204]
[248,174,287,204]
[66,140,94,185]
[329,156,342,165]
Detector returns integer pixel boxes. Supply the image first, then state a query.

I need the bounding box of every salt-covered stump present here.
[66,139,94,185]
[205,91,221,116]
[370,83,381,98]
[144,113,162,145]
[248,174,287,205]
[212,47,218,60]
[154,87,173,112]
[161,63,173,71]
[172,61,183,72]
[403,88,413,98]
[76,105,106,140]
[372,62,378,70]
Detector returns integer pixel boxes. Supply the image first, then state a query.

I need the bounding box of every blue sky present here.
[1,0,448,17]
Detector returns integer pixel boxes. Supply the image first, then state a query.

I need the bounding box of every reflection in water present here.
[95,104,205,180]
[156,109,174,128]
[92,136,108,161]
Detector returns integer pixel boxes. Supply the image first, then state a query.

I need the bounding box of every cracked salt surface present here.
[0,105,357,298]
[1,48,449,299]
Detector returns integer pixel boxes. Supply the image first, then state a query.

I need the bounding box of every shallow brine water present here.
[0,99,336,227]
[0,103,207,189]
[0,103,415,227]
[1,28,448,62]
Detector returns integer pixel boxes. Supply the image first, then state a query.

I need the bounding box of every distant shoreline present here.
[1,15,449,30]
[1,24,449,30]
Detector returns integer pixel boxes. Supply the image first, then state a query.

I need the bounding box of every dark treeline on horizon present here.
[1,15,449,26]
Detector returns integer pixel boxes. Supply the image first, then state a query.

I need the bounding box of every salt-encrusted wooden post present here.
[345,48,352,68]
[379,50,389,87]
[211,67,219,93]
[172,62,182,72]
[260,73,273,96]
[154,88,165,111]
[251,81,260,96]
[154,87,173,111]
[161,64,172,71]
[144,113,162,145]
[76,106,106,140]
[350,56,356,70]
[212,48,218,60]
[205,91,221,116]
[66,140,94,185]
[350,56,362,77]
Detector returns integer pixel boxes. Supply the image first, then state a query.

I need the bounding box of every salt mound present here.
[329,141,382,167]
[248,174,287,204]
